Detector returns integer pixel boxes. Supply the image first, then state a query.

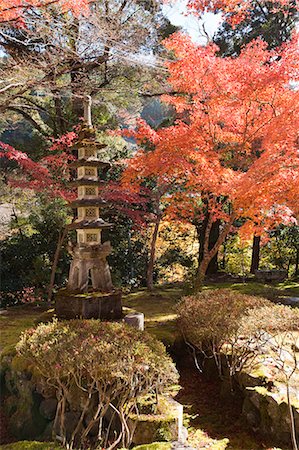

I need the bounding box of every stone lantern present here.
[55,97,122,320]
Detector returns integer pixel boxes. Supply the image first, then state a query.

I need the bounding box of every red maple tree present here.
[0,133,148,224]
[123,32,299,286]
[0,0,89,24]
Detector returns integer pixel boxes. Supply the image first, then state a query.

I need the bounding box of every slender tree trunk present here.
[147,217,161,291]
[195,213,236,290]
[54,94,66,136]
[12,206,24,240]
[196,257,210,290]
[196,217,220,275]
[71,70,84,121]
[250,235,261,274]
[47,227,68,302]
[287,382,298,450]
[222,237,227,270]
[295,248,299,277]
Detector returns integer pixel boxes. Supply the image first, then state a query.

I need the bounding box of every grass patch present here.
[122,286,183,346]
[0,305,54,354]
[0,286,183,353]
[132,443,171,450]
[0,442,64,450]
[1,280,297,353]
[203,280,299,299]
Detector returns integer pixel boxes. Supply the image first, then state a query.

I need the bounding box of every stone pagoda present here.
[55,96,122,320]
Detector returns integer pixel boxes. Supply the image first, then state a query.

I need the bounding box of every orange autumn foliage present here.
[0,0,89,24]
[123,33,299,282]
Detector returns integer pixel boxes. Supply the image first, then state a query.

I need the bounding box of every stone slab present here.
[128,395,185,445]
[55,289,122,320]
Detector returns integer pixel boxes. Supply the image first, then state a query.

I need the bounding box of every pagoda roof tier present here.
[69,198,107,208]
[69,178,105,187]
[68,218,113,230]
[69,159,111,168]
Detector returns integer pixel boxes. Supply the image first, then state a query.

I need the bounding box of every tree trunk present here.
[195,256,210,291]
[195,213,236,290]
[47,227,68,302]
[146,217,161,291]
[71,71,84,121]
[54,94,66,136]
[221,237,227,270]
[12,206,24,240]
[250,235,261,274]
[295,248,299,277]
[287,382,298,450]
[196,217,220,275]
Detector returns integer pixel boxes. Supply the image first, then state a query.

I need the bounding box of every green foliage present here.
[17,319,178,448]
[214,0,298,57]
[0,118,47,160]
[0,195,70,305]
[260,225,299,276]
[220,235,252,276]
[106,219,149,288]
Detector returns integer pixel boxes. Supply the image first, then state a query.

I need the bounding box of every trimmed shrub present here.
[16,320,178,450]
[179,289,299,380]
[178,289,289,378]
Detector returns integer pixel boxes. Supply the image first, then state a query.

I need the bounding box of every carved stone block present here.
[55,289,122,320]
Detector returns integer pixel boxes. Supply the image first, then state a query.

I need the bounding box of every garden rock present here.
[242,386,299,444]
[129,396,184,445]
[39,398,58,420]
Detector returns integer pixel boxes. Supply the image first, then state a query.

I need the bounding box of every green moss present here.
[0,306,53,354]
[10,355,33,373]
[0,442,64,450]
[122,287,183,346]
[129,395,178,423]
[132,442,171,450]
[202,280,299,298]
[187,428,229,450]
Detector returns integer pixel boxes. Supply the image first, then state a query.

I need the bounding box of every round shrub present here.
[178,289,299,381]
[242,303,299,333]
[16,320,178,450]
[178,289,269,349]
[178,289,270,377]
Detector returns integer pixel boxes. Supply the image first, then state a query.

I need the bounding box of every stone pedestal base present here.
[128,395,186,445]
[55,288,122,320]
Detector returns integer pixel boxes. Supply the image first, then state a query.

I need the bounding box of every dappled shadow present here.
[176,360,289,450]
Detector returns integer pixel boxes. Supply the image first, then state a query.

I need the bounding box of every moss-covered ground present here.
[0,442,64,449]
[1,280,298,354]
[176,363,286,450]
[122,286,183,346]
[202,279,299,298]
[0,304,54,355]
[0,280,298,449]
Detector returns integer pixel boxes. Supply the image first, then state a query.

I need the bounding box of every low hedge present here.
[16,319,178,450]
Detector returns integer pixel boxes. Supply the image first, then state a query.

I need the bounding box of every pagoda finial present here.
[83,95,93,128]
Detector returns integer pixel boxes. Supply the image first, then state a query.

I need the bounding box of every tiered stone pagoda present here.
[55,97,122,320]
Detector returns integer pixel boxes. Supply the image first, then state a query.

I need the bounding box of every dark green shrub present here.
[17,320,178,449]
[0,196,70,306]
